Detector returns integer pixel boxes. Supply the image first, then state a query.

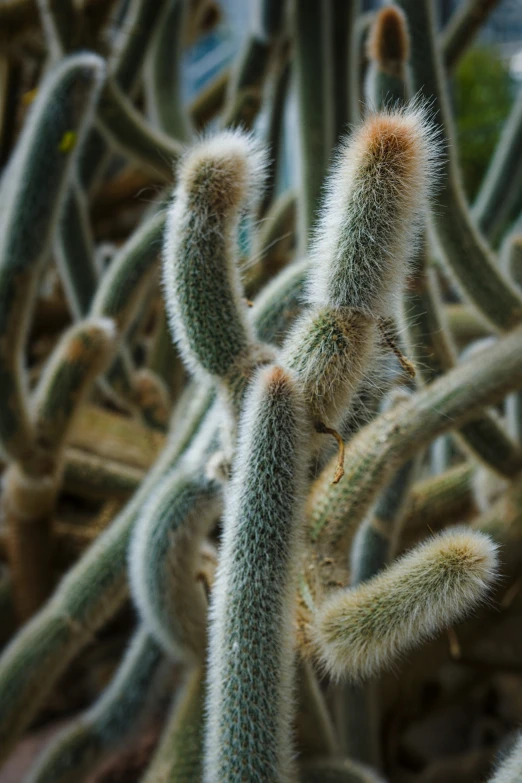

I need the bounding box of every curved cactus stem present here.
[26,629,166,783]
[63,447,145,500]
[0,385,212,764]
[314,528,498,680]
[282,106,436,431]
[141,666,206,783]
[442,0,502,70]
[296,658,339,757]
[91,210,165,335]
[30,318,116,471]
[0,52,105,466]
[96,80,182,181]
[396,0,522,333]
[251,256,308,346]
[307,323,522,557]
[404,463,475,538]
[146,0,193,142]
[403,244,522,478]
[110,0,170,95]
[133,369,171,432]
[163,131,273,423]
[473,91,522,241]
[351,395,419,586]
[130,468,222,661]
[6,319,115,620]
[54,182,99,320]
[204,366,312,782]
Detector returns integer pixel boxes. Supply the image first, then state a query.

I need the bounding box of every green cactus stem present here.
[293,0,330,242]
[146,0,193,141]
[0,52,105,467]
[27,628,165,783]
[130,469,221,661]
[141,666,206,783]
[314,528,498,680]
[204,366,312,782]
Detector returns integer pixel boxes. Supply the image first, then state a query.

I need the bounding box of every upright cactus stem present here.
[163,131,273,419]
[365,4,409,109]
[204,366,312,782]
[282,106,437,438]
[293,0,330,243]
[314,528,498,681]
[0,53,105,467]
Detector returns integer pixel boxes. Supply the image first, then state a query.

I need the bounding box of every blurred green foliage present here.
[454,46,513,200]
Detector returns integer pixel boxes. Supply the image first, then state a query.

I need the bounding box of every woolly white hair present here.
[162,130,268,380]
[488,735,522,783]
[204,364,312,782]
[306,100,442,320]
[313,527,499,681]
[129,467,222,661]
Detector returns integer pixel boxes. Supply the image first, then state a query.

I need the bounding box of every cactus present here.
[130,469,221,660]
[365,5,409,109]
[0,52,105,466]
[0,4,522,782]
[350,389,420,585]
[27,628,165,783]
[204,365,312,782]
[141,665,206,783]
[314,528,498,680]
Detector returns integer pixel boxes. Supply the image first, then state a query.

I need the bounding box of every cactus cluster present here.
[0,1,521,781]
